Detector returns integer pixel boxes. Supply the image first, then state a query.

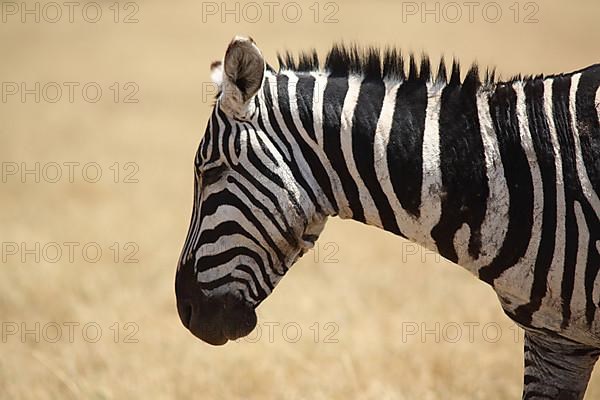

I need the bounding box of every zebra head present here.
[176,36,329,345]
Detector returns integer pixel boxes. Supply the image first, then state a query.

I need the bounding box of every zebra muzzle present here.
[176,261,257,345]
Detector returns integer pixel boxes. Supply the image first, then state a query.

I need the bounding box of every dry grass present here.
[1,0,600,398]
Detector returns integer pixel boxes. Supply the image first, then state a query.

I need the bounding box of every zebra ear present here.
[220,36,265,118]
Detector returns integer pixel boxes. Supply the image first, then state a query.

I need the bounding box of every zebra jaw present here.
[299,215,328,256]
[301,235,318,251]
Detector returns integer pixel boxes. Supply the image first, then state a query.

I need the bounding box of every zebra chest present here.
[419,169,600,346]
[476,195,600,347]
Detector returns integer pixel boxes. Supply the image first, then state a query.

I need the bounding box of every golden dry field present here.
[1,0,600,398]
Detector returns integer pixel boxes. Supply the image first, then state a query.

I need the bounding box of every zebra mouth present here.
[177,293,257,346]
[176,258,258,345]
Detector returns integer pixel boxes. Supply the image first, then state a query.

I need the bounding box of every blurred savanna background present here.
[1,0,600,398]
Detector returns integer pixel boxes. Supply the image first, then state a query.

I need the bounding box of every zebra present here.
[175,35,600,399]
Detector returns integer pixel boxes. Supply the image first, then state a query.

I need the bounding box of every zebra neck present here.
[313,73,494,258]
[261,71,500,263]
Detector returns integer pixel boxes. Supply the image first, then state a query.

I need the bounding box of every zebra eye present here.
[201,164,227,186]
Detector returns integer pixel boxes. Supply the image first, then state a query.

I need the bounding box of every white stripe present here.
[310,72,327,147]
[197,255,263,302]
[569,200,589,318]
[373,80,422,239]
[257,72,292,162]
[594,241,600,308]
[227,164,287,236]
[597,85,600,130]
[188,110,235,256]
[196,235,271,296]
[230,268,260,299]
[339,75,383,227]
[183,110,227,264]
[465,88,509,272]
[196,236,262,277]
[228,123,241,166]
[204,112,215,161]
[310,71,351,217]
[210,281,254,304]
[282,70,341,215]
[180,184,201,268]
[187,187,202,263]
[197,207,274,259]
[196,205,277,290]
[224,173,289,259]
[245,128,305,235]
[266,74,320,219]
[495,82,543,300]
[532,78,567,326]
[417,82,443,251]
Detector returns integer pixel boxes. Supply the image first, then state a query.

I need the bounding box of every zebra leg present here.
[522,331,600,400]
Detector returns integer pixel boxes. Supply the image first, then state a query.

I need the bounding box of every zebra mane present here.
[274,44,501,88]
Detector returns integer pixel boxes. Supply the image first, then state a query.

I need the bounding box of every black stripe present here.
[260,81,294,161]
[195,224,267,300]
[235,265,266,300]
[552,76,580,328]
[576,65,600,199]
[295,74,340,212]
[575,67,600,325]
[295,74,317,141]
[231,161,299,240]
[197,247,269,286]
[387,80,427,218]
[196,273,236,290]
[479,83,534,284]
[200,120,212,161]
[431,82,488,262]
[275,75,323,213]
[197,220,275,268]
[197,267,262,299]
[219,123,239,167]
[227,175,297,250]
[251,125,280,166]
[513,79,558,326]
[584,208,600,326]
[245,143,308,227]
[322,77,365,221]
[352,78,401,234]
[276,74,337,213]
[199,189,281,288]
[232,123,242,159]
[181,174,200,262]
[211,108,232,163]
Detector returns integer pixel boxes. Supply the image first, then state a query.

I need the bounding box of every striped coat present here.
[176,36,600,399]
